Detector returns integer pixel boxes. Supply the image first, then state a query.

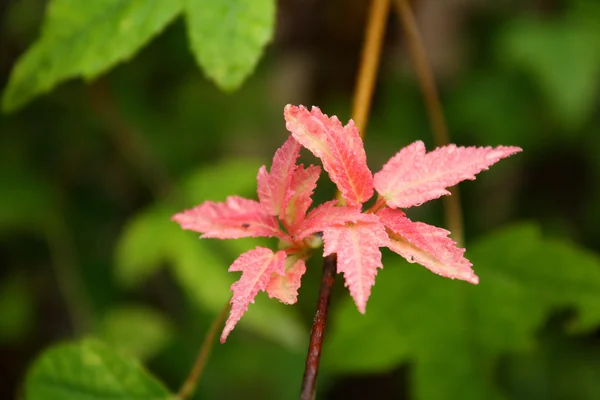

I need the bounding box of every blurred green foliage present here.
[324,224,600,399]
[1,0,600,399]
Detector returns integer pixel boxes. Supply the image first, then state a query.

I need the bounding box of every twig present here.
[299,254,337,400]
[300,0,391,398]
[177,302,231,400]
[394,0,464,246]
[351,0,392,136]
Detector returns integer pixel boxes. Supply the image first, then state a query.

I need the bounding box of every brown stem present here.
[300,1,391,398]
[177,302,231,400]
[394,0,464,246]
[300,254,337,400]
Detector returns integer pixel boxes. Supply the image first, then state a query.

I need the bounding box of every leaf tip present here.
[219,330,229,344]
[485,145,523,161]
[171,211,188,227]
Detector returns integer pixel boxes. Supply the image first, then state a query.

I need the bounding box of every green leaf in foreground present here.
[323,224,600,400]
[24,339,171,400]
[183,0,275,91]
[2,0,182,112]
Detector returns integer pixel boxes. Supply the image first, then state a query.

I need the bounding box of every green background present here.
[1,0,600,399]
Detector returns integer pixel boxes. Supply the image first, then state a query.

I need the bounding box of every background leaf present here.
[24,339,171,400]
[183,0,276,91]
[180,159,262,204]
[323,224,600,400]
[497,7,600,130]
[2,0,182,112]
[98,305,173,361]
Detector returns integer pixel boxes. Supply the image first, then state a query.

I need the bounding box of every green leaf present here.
[115,206,176,289]
[115,205,305,350]
[497,11,600,129]
[323,224,600,400]
[98,305,173,361]
[2,0,182,112]
[183,0,275,91]
[24,339,171,400]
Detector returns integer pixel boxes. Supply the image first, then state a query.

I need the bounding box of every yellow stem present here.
[351,0,391,136]
[394,0,464,246]
[177,302,231,400]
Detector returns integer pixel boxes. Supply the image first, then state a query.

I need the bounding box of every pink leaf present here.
[281,164,321,229]
[266,258,307,304]
[373,141,522,209]
[221,247,287,343]
[284,104,330,162]
[322,215,389,313]
[293,200,369,240]
[326,129,374,206]
[257,137,302,216]
[172,196,283,239]
[284,104,373,206]
[377,208,478,284]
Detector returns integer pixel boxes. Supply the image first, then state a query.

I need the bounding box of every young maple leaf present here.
[173,104,521,341]
[322,214,390,313]
[284,104,521,313]
[222,247,287,342]
[284,105,373,206]
[173,135,359,342]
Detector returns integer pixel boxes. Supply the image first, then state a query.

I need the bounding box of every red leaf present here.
[373,141,522,209]
[266,258,306,304]
[172,196,283,239]
[292,200,369,240]
[284,104,373,206]
[257,136,302,216]
[322,215,389,313]
[284,105,330,162]
[221,247,287,343]
[377,208,478,284]
[280,164,321,229]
